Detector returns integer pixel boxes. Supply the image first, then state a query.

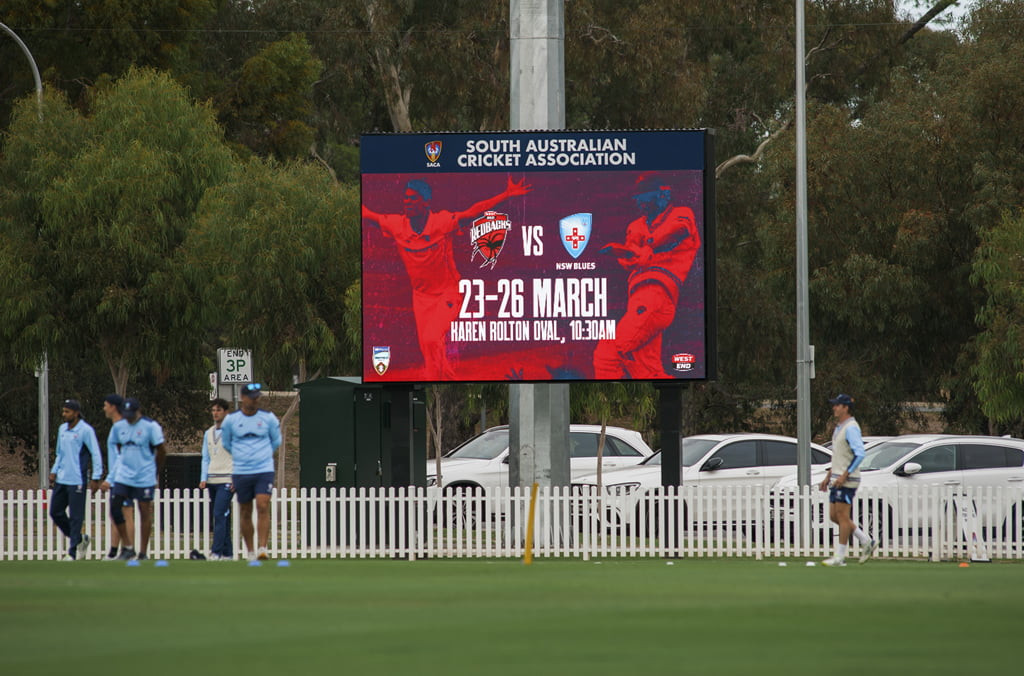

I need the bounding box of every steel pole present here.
[795,1,813,490]
[2,22,49,487]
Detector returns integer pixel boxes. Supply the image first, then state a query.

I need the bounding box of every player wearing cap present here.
[361,176,531,379]
[49,399,103,560]
[222,384,281,561]
[594,173,702,378]
[820,393,877,566]
[102,398,166,561]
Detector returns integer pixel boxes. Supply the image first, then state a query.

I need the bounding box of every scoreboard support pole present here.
[508,0,570,517]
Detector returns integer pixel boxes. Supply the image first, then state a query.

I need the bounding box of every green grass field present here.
[1,556,1020,675]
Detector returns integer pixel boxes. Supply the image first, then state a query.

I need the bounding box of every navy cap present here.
[104,394,124,407]
[828,393,855,406]
[62,399,81,412]
[122,397,141,418]
[241,383,263,399]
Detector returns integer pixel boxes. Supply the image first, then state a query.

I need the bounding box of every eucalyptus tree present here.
[0,68,235,396]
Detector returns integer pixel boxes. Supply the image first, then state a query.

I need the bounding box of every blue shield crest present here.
[559,213,592,259]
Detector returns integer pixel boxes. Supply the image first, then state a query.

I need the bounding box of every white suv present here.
[774,434,1024,538]
[426,424,654,492]
[573,433,832,533]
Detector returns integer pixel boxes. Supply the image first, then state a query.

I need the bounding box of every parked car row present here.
[773,434,1024,539]
[427,427,1024,539]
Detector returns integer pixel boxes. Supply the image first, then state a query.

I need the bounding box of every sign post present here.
[217,348,253,406]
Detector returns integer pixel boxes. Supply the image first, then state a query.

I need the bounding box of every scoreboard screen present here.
[360,129,716,383]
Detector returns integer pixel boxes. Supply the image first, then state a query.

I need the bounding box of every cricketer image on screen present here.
[360,129,716,384]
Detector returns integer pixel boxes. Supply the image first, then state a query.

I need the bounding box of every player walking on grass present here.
[101,394,134,560]
[222,383,281,561]
[49,399,103,560]
[102,398,165,561]
[820,393,877,566]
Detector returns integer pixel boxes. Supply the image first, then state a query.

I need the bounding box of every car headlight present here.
[606,482,642,496]
[425,476,437,487]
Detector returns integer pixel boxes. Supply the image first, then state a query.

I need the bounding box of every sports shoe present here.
[61,554,77,562]
[106,547,119,560]
[135,552,149,561]
[207,553,222,561]
[859,539,878,564]
[257,547,269,561]
[116,547,136,561]
[246,551,257,563]
[821,556,846,567]
[78,533,91,558]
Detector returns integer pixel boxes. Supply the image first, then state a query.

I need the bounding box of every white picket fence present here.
[2,485,1022,561]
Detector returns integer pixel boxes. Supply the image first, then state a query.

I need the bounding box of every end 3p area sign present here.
[217,348,253,384]
[359,128,717,384]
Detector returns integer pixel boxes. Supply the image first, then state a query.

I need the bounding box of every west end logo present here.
[424,140,442,167]
[470,211,512,269]
[559,213,592,259]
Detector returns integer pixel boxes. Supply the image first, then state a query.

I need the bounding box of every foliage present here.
[180,157,361,387]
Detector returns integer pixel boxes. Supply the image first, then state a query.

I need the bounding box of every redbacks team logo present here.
[672,353,696,371]
[559,213,592,259]
[424,140,442,166]
[372,346,391,375]
[470,211,512,269]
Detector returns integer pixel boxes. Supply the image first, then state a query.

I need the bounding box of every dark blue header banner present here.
[361,129,708,174]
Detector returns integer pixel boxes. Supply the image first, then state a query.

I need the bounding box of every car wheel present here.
[636,497,687,545]
[863,502,895,542]
[1001,502,1024,544]
[442,485,484,531]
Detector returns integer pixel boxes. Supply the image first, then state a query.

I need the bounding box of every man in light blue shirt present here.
[819,393,877,566]
[49,399,103,560]
[101,397,165,561]
[222,383,281,561]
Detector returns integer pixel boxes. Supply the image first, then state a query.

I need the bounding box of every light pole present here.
[2,22,49,488]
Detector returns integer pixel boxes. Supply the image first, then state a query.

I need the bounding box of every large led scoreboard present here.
[360,129,716,383]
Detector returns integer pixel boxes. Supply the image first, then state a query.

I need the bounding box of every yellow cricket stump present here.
[523,482,539,565]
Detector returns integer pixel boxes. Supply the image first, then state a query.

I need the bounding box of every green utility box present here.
[296,377,427,489]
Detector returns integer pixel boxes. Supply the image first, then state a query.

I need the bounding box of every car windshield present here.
[641,438,720,467]
[859,441,922,471]
[446,429,509,460]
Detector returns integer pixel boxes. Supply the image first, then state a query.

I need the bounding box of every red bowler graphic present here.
[362,176,531,379]
[593,173,702,379]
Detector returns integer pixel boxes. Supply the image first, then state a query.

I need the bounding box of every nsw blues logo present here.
[559,213,592,259]
[470,211,512,269]
[372,346,391,375]
[424,141,442,166]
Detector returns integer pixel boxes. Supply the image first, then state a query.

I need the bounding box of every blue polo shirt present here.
[107,417,165,488]
[221,409,281,475]
[52,420,103,486]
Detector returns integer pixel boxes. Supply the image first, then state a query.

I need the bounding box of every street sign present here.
[218,348,252,384]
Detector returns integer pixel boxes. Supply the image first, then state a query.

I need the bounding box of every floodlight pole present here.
[508,0,571,495]
[795,1,813,489]
[2,22,49,488]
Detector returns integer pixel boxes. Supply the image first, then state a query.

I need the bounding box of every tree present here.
[0,1,217,127]
[971,211,1024,430]
[0,68,235,396]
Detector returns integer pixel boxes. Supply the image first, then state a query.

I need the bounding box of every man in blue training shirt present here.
[222,383,281,561]
[49,399,103,561]
[101,397,166,561]
[819,393,877,566]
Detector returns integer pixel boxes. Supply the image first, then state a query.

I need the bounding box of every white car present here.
[426,424,655,492]
[773,434,1024,539]
[573,433,832,533]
